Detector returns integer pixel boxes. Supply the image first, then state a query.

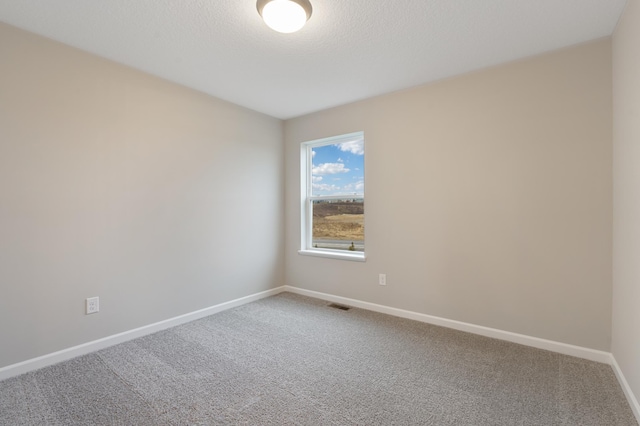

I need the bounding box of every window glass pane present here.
[302,131,365,257]
[312,199,364,252]
[311,138,364,197]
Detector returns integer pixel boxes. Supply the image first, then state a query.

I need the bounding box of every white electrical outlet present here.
[379,273,387,286]
[86,297,99,314]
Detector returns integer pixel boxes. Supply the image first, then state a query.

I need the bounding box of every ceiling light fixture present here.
[257,0,312,34]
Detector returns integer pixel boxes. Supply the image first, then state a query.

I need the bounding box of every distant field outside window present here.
[301,132,365,257]
[312,199,364,251]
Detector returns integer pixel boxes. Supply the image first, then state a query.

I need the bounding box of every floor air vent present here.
[328,303,351,311]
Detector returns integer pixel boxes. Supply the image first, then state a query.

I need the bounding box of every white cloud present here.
[337,157,344,163]
[311,150,316,157]
[312,162,350,175]
[312,176,323,183]
[337,139,364,155]
[342,180,364,193]
[312,183,340,192]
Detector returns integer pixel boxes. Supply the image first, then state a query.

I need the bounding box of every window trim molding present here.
[300,131,365,262]
[298,248,367,262]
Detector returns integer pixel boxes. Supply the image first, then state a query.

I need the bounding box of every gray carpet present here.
[0,292,636,425]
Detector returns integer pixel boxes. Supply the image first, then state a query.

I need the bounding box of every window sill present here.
[298,249,366,262]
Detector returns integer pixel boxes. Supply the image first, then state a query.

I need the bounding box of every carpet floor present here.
[0,292,637,425]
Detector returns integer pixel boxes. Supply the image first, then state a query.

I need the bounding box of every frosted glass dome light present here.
[257,0,312,34]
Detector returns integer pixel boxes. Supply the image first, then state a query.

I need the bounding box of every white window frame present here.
[298,131,366,262]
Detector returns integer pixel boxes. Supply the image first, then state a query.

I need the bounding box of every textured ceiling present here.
[0,0,628,119]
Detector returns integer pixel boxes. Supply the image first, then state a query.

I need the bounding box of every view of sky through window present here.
[311,138,364,197]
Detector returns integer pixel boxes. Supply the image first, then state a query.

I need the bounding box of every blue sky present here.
[311,139,364,196]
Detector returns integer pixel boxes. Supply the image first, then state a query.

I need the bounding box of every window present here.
[299,132,365,261]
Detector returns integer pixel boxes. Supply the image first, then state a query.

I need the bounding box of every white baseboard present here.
[283,286,612,364]
[0,286,286,382]
[610,355,640,423]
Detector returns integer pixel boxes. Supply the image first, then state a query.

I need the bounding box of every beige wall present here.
[613,0,640,410]
[285,39,613,350]
[0,22,284,369]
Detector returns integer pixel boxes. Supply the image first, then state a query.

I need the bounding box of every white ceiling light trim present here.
[257,0,312,33]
